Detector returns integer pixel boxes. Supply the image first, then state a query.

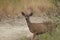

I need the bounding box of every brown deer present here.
[21,12,57,40]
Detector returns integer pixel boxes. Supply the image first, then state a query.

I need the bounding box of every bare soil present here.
[0,17,51,40]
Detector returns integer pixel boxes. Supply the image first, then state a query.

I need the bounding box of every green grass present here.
[39,24,60,40]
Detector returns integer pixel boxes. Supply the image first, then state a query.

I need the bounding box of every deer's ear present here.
[21,12,25,16]
[29,12,33,16]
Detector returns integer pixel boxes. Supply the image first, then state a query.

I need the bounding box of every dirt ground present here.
[0,17,51,40]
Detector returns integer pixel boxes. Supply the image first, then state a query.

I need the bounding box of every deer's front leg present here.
[32,33,40,40]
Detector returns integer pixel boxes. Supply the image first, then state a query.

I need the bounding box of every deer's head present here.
[21,12,33,20]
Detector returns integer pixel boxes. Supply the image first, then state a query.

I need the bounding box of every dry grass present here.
[0,0,57,19]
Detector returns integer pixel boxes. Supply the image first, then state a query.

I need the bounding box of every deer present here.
[21,12,57,40]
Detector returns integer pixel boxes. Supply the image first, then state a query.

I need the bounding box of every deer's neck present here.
[26,19,31,27]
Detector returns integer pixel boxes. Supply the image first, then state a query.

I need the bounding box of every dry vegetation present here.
[0,0,58,19]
